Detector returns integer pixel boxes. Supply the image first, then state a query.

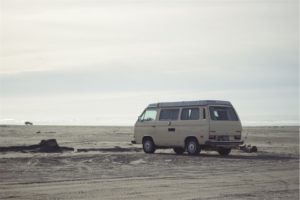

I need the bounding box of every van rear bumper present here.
[205,140,244,147]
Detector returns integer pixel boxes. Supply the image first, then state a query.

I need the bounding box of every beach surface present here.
[0,125,299,199]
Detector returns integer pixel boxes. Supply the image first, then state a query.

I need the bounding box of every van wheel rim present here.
[144,141,152,151]
[188,142,196,153]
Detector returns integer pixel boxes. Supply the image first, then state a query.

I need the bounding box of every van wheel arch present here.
[185,136,199,146]
[142,136,154,144]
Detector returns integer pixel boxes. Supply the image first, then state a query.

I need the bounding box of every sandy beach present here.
[0,125,299,199]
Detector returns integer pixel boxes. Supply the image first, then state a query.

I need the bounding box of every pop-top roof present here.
[148,100,232,108]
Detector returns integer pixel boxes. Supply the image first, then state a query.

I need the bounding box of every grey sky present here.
[0,0,299,125]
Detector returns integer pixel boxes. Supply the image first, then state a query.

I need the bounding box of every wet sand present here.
[0,125,299,199]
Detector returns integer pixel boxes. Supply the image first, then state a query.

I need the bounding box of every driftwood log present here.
[0,139,74,153]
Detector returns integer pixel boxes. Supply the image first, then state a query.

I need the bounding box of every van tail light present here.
[209,135,216,140]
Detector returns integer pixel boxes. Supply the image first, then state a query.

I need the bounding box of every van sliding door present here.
[155,108,180,146]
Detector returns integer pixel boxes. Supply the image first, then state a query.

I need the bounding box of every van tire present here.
[186,138,200,155]
[173,147,185,154]
[218,148,231,156]
[142,138,155,154]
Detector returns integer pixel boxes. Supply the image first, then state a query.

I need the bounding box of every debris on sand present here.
[0,139,74,153]
[36,131,56,134]
[238,144,258,153]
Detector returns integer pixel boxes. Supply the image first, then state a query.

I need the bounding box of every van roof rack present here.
[148,100,232,108]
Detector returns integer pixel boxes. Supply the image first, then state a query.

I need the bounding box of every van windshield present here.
[140,109,157,121]
[209,106,238,121]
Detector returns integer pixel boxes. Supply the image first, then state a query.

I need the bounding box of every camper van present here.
[132,100,243,156]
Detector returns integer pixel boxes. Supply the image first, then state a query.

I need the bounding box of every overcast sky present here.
[0,0,299,125]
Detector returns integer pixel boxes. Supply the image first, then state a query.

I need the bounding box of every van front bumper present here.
[205,140,244,147]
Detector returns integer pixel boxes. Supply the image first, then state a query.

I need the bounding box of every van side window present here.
[209,106,238,121]
[140,109,157,121]
[181,108,200,120]
[159,109,179,121]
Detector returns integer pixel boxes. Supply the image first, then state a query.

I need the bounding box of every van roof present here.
[148,100,232,108]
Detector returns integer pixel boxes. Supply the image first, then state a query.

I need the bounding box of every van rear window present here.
[209,107,238,121]
[159,109,179,121]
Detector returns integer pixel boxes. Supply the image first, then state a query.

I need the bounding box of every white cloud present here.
[1,0,298,74]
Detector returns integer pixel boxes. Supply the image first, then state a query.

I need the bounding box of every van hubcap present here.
[144,141,152,151]
[188,142,196,153]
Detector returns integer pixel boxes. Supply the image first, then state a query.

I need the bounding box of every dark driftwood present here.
[0,139,74,153]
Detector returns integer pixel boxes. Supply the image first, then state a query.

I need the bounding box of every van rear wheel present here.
[173,147,185,154]
[143,138,155,154]
[218,148,231,156]
[186,138,200,155]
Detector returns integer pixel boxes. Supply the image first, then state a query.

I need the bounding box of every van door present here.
[155,108,180,146]
[208,106,242,140]
[134,109,157,143]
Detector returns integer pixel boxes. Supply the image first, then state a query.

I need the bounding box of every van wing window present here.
[159,109,179,121]
[141,109,157,121]
[209,106,238,121]
[181,108,200,120]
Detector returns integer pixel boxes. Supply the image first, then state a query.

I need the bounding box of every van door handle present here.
[152,125,156,128]
[168,128,175,132]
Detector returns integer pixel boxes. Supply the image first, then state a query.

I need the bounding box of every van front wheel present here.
[143,138,155,154]
[218,148,231,156]
[186,139,200,155]
[173,147,185,154]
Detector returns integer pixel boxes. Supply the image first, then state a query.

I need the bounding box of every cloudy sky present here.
[0,0,299,125]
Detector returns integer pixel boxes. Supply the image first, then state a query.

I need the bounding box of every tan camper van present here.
[132,100,243,156]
